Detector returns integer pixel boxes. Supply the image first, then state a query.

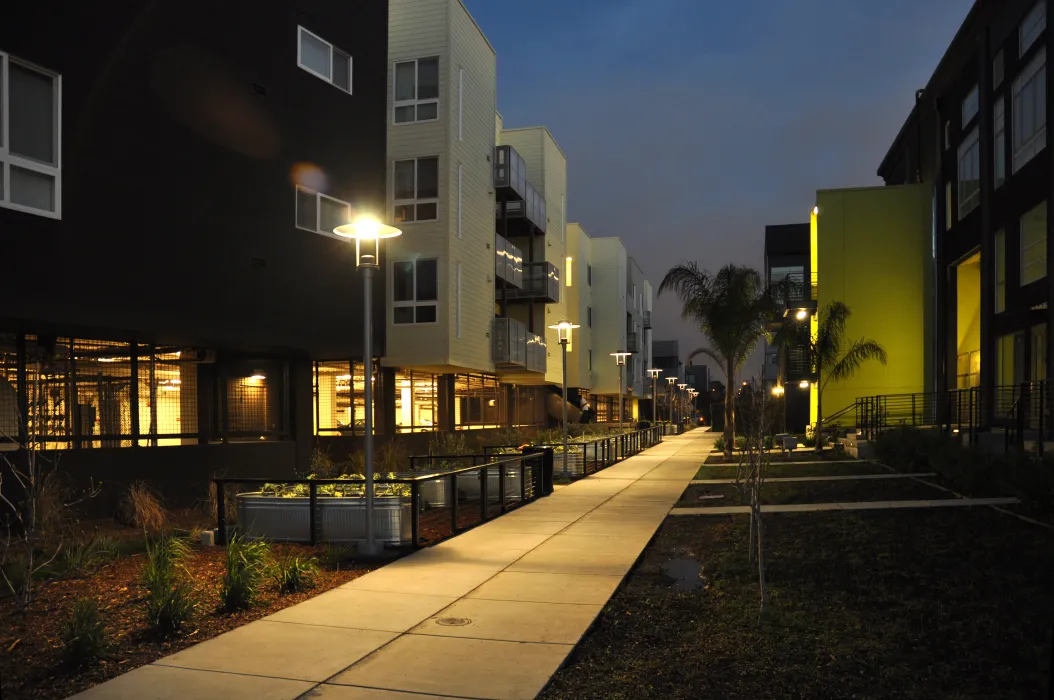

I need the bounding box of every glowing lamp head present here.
[548,320,580,344]
[647,368,662,378]
[667,377,676,385]
[796,309,808,320]
[333,215,402,268]
[772,385,785,396]
[610,351,632,366]
[678,383,687,390]
[799,380,810,389]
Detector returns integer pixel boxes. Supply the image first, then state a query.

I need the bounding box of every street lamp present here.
[647,369,661,425]
[666,376,676,425]
[334,215,402,556]
[610,352,632,430]
[677,383,687,426]
[549,320,580,478]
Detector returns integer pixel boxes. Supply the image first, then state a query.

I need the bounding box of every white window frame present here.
[294,185,350,238]
[457,67,463,141]
[1021,201,1048,286]
[1020,1,1047,57]
[393,57,439,125]
[994,96,1006,188]
[1012,47,1047,173]
[957,127,980,219]
[297,26,352,94]
[962,84,979,125]
[0,52,62,219]
[392,258,439,325]
[393,156,439,223]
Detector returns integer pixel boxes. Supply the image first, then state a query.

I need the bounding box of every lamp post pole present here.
[550,322,579,479]
[611,352,630,432]
[647,369,661,426]
[333,216,402,558]
[666,377,675,429]
[678,383,687,429]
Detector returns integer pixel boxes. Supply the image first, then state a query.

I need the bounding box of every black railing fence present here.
[856,381,1053,454]
[482,425,663,479]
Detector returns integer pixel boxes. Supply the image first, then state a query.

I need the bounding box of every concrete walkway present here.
[71,430,716,700]
[690,472,938,485]
[671,496,1020,516]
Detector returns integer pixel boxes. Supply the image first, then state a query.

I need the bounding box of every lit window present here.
[962,84,979,125]
[994,97,1006,188]
[1020,1,1046,57]
[393,157,439,222]
[393,258,439,324]
[0,52,61,218]
[393,57,439,124]
[297,27,351,93]
[957,127,980,218]
[1012,47,1046,173]
[995,228,1006,313]
[295,186,350,236]
[1021,200,1048,286]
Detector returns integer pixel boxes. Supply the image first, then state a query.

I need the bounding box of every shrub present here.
[319,544,353,571]
[763,436,775,451]
[428,432,471,457]
[36,470,69,536]
[118,482,167,532]
[714,437,725,452]
[734,436,747,451]
[309,447,338,479]
[61,597,109,665]
[221,535,270,611]
[272,555,319,594]
[63,534,120,573]
[140,534,195,636]
[874,427,940,469]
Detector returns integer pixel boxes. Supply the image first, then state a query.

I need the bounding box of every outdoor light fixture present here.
[796,309,808,320]
[549,321,580,477]
[772,385,785,397]
[249,374,266,381]
[799,380,810,389]
[813,206,819,215]
[611,352,632,429]
[333,215,403,556]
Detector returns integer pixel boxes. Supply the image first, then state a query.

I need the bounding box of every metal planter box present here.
[236,493,411,546]
[457,464,527,503]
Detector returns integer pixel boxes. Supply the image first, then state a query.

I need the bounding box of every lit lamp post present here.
[647,369,661,425]
[677,383,688,426]
[549,320,580,478]
[334,215,402,556]
[611,352,632,430]
[666,376,676,425]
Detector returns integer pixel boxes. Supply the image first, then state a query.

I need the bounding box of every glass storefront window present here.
[395,369,437,433]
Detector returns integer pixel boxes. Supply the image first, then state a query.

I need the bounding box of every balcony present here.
[643,311,652,329]
[492,317,527,368]
[502,261,559,304]
[525,331,547,373]
[494,145,546,235]
[783,345,815,383]
[627,332,640,353]
[495,234,523,288]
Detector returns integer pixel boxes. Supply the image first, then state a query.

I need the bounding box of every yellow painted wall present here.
[956,253,981,357]
[815,184,931,418]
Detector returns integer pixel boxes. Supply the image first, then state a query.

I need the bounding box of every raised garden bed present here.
[695,462,894,480]
[541,508,1054,699]
[237,493,412,545]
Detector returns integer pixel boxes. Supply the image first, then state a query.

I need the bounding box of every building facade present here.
[0,0,389,502]
[880,0,1049,426]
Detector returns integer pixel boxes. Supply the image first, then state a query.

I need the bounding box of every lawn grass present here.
[540,508,1054,700]
[696,461,888,480]
[676,477,955,508]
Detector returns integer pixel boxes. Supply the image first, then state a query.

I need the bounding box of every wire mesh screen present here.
[73,339,134,447]
[138,346,199,446]
[225,362,283,438]
[24,335,73,449]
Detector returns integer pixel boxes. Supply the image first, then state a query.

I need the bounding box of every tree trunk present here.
[814,389,823,453]
[724,360,735,460]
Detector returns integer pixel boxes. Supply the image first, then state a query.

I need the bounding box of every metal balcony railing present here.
[494,234,523,288]
[525,331,547,373]
[492,317,527,368]
[504,261,559,304]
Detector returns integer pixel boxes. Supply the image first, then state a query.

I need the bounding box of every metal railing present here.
[483,426,664,480]
[212,452,543,549]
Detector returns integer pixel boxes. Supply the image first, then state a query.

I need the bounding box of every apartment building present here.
[880,0,1049,422]
[0,0,389,503]
[381,0,654,430]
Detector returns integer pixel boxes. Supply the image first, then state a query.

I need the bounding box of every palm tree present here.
[659,263,780,459]
[776,301,887,451]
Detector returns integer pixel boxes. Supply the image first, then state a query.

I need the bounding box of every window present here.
[996,228,1006,313]
[944,121,952,150]
[393,157,439,222]
[957,127,980,218]
[632,285,637,308]
[457,163,462,238]
[956,351,981,389]
[393,258,439,324]
[0,52,61,218]
[962,84,979,125]
[313,360,378,437]
[395,369,438,433]
[295,186,350,236]
[945,181,953,230]
[394,57,439,124]
[1012,47,1046,173]
[298,27,351,93]
[1021,200,1048,285]
[995,97,1006,188]
[587,306,592,327]
[1033,324,1048,382]
[994,49,1005,89]
[1020,1,1046,57]
[588,350,592,371]
[587,265,592,285]
[458,67,463,141]
[456,263,462,338]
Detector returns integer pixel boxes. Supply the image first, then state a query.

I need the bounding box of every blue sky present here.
[464,0,974,380]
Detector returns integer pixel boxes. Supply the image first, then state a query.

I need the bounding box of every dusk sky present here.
[465,0,974,382]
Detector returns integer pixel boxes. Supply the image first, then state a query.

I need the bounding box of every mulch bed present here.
[696,462,888,480]
[540,508,1054,699]
[0,541,374,700]
[676,477,956,508]
[704,449,848,464]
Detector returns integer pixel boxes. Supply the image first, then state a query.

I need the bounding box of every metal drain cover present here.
[435,617,472,627]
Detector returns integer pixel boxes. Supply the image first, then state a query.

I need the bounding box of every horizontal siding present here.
[590,238,627,395]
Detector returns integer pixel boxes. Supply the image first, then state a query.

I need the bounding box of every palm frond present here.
[826,338,888,387]
[686,347,729,379]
